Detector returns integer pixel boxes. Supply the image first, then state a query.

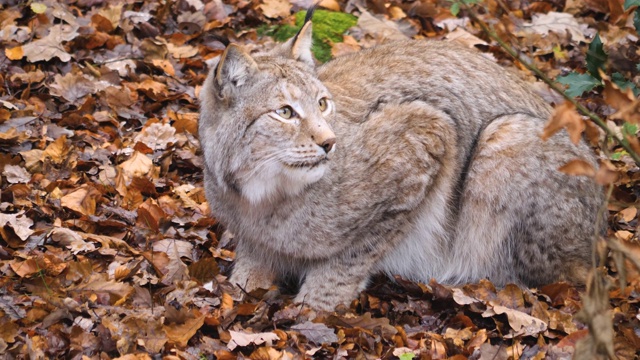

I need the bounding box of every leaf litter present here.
[0,0,639,359]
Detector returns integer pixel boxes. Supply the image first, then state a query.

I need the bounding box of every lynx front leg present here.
[228,241,276,295]
[294,252,375,311]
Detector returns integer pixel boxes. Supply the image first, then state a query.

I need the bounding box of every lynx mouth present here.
[283,157,328,169]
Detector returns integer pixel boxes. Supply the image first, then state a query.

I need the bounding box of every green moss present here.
[267,10,357,63]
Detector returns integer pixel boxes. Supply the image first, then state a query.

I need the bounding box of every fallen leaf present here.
[558,159,596,177]
[356,8,408,42]
[119,151,154,178]
[42,136,71,164]
[134,122,177,150]
[227,331,280,350]
[49,227,96,254]
[164,313,206,347]
[61,185,103,216]
[519,12,589,42]
[291,321,338,344]
[487,305,548,337]
[5,46,23,60]
[618,207,637,223]
[9,258,41,278]
[542,101,586,144]
[259,0,292,19]
[0,211,34,241]
[594,160,619,185]
[22,24,79,62]
[48,73,98,105]
[70,275,133,305]
[3,164,30,184]
[602,73,640,124]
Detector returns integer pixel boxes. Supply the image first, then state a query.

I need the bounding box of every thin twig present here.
[456,1,640,166]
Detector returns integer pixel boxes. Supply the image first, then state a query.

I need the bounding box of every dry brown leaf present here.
[71,275,134,305]
[137,199,165,232]
[319,0,340,11]
[9,258,40,278]
[356,9,408,42]
[618,207,637,223]
[227,330,280,350]
[49,227,96,254]
[5,46,23,60]
[558,159,596,177]
[601,70,640,124]
[61,185,102,216]
[22,24,79,62]
[19,149,43,171]
[259,0,292,19]
[134,122,177,150]
[10,69,45,84]
[331,35,361,58]
[519,12,588,42]
[164,313,205,347]
[542,101,586,144]
[485,304,548,337]
[151,59,175,76]
[0,315,20,343]
[0,211,34,241]
[48,73,97,105]
[119,151,153,178]
[575,270,615,359]
[594,160,619,185]
[43,136,71,164]
[2,164,30,184]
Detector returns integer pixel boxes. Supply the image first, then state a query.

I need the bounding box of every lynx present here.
[198,14,603,310]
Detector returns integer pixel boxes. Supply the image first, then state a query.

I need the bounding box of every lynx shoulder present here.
[198,18,603,310]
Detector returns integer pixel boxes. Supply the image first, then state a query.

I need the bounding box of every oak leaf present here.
[48,73,97,105]
[519,12,589,42]
[22,24,79,62]
[134,122,177,150]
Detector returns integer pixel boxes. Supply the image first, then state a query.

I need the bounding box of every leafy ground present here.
[1,0,640,359]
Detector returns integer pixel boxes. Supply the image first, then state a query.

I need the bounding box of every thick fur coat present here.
[198,21,603,310]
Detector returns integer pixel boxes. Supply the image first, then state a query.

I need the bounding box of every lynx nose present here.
[320,137,335,153]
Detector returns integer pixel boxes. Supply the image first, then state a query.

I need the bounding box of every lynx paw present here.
[228,266,275,295]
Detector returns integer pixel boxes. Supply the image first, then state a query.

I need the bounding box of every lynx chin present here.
[198,12,603,310]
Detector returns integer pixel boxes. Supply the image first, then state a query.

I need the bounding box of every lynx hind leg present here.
[451,113,601,287]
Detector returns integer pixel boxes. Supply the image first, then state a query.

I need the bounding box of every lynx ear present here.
[215,44,258,90]
[290,21,314,66]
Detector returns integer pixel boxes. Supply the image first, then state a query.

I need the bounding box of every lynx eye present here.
[318,97,329,112]
[275,106,296,119]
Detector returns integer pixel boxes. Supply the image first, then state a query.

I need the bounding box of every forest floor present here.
[0,0,639,359]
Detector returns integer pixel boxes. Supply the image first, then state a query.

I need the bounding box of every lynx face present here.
[199,43,336,204]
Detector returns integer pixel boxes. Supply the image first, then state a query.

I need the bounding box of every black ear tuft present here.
[288,5,318,66]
